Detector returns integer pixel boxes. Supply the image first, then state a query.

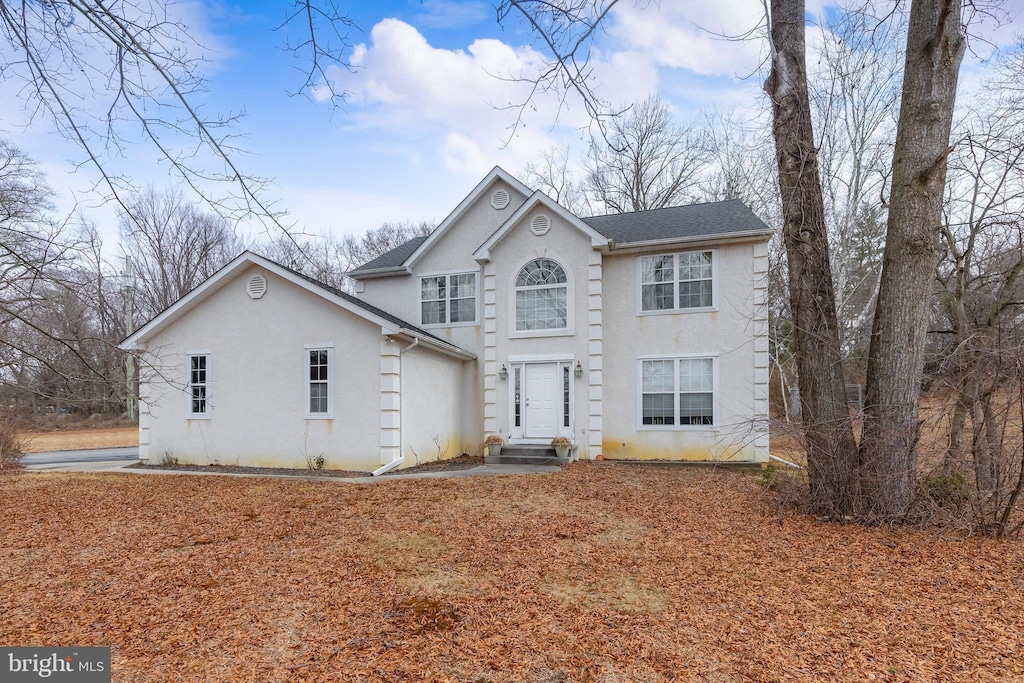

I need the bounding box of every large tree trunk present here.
[858,0,965,517]
[766,0,859,516]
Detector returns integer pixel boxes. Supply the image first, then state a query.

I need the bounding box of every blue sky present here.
[2,0,1020,245]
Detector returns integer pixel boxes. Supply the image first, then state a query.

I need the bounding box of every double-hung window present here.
[187,353,210,418]
[639,357,715,427]
[640,251,714,312]
[420,272,477,326]
[306,346,332,418]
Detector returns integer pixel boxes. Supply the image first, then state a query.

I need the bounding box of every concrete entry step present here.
[485,444,572,466]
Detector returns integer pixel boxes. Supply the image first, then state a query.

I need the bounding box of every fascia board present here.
[602,230,775,254]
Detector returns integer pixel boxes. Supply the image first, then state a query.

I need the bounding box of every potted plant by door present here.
[551,436,572,459]
[484,434,504,457]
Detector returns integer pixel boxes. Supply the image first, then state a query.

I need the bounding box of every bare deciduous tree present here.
[118,187,245,319]
[0,1,355,228]
[810,8,903,357]
[765,0,860,515]
[584,96,711,213]
[857,0,966,518]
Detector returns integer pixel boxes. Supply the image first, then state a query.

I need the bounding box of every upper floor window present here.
[640,251,714,312]
[187,353,210,418]
[515,258,567,331]
[420,273,477,326]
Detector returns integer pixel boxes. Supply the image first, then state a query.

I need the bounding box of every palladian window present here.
[515,259,568,331]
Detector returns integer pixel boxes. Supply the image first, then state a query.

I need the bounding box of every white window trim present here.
[418,269,480,328]
[635,354,719,431]
[636,248,718,316]
[304,343,333,419]
[185,350,211,420]
[509,255,575,339]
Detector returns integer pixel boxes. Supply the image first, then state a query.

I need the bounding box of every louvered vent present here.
[247,273,267,299]
[491,188,510,210]
[531,214,551,236]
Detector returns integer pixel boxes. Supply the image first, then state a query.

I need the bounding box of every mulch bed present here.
[2,464,1023,681]
[134,453,485,478]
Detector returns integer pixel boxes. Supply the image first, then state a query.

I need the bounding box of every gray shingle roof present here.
[582,199,772,244]
[348,235,428,274]
[349,200,771,277]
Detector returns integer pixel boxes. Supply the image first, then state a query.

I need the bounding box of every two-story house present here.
[121,167,772,472]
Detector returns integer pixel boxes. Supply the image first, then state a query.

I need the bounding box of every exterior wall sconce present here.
[574,360,583,379]
[498,364,508,381]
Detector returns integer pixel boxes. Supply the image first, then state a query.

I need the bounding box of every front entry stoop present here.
[486,444,572,466]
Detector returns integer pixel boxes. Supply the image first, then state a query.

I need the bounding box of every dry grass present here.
[2,465,1024,681]
[19,426,137,453]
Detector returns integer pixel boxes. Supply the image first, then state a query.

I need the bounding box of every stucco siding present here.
[357,177,526,336]
[600,242,769,462]
[402,344,468,467]
[485,207,597,457]
[140,264,384,470]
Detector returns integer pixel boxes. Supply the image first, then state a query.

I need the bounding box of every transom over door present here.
[524,363,559,439]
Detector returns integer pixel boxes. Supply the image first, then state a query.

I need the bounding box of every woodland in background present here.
[1,0,1022,529]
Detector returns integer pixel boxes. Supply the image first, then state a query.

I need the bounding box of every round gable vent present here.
[491,188,510,210]
[247,273,267,299]
[531,214,551,236]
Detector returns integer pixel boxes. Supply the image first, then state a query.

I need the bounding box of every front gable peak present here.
[473,191,610,262]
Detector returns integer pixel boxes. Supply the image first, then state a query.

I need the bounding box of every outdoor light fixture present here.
[499,364,508,381]
[574,361,583,379]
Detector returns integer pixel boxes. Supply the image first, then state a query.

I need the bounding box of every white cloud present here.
[607,0,768,78]
[326,18,595,176]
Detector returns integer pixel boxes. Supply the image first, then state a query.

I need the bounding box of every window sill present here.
[305,414,334,420]
[638,307,717,316]
[420,321,480,329]
[187,414,212,420]
[636,424,719,432]
[509,328,574,339]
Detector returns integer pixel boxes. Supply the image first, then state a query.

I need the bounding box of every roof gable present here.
[473,191,610,261]
[120,252,474,359]
[349,166,532,278]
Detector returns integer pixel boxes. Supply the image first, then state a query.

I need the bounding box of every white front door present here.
[524,362,559,438]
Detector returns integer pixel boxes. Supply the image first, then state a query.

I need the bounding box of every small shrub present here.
[0,418,24,470]
[314,455,325,470]
[484,434,503,447]
[918,470,968,506]
[755,464,779,489]
[551,436,572,448]
[158,450,178,467]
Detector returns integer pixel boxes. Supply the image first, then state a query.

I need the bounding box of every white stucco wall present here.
[354,178,527,460]
[402,345,469,465]
[139,264,391,471]
[483,207,599,457]
[600,241,770,462]
[351,175,769,464]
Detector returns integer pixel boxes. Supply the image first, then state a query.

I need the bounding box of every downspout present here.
[372,337,419,476]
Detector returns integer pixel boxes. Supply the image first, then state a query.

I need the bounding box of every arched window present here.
[515,258,568,331]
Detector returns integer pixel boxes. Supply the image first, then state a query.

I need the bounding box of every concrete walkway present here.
[24,459,562,482]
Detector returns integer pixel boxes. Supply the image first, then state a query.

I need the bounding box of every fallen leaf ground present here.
[2,465,1023,682]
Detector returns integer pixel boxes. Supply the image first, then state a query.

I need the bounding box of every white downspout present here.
[372,337,419,476]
